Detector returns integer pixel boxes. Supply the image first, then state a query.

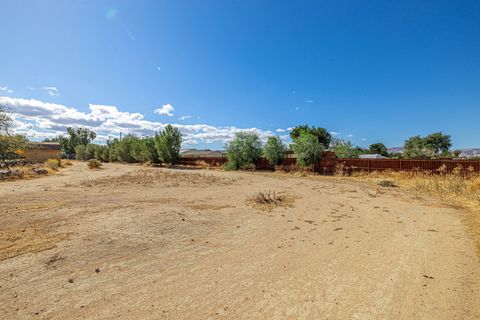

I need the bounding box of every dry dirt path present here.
[1,162,479,319]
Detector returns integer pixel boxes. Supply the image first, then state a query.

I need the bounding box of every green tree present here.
[369,143,389,157]
[225,132,262,170]
[331,139,363,158]
[263,136,286,166]
[154,125,182,165]
[142,137,161,164]
[424,132,452,156]
[0,134,28,160]
[58,127,97,156]
[291,133,324,167]
[0,106,13,134]
[403,135,434,159]
[290,125,331,149]
[0,106,28,160]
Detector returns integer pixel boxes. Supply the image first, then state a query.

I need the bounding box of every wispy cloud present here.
[276,128,286,133]
[1,96,274,146]
[26,87,34,91]
[305,99,314,104]
[154,104,174,116]
[0,87,13,93]
[43,86,59,96]
[178,115,191,120]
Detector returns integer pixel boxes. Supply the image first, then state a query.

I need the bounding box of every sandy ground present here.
[1,162,479,319]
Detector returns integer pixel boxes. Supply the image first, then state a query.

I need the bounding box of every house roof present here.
[27,142,61,151]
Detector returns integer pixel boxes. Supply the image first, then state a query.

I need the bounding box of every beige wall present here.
[24,149,61,163]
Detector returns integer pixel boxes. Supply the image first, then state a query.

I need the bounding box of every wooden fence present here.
[179,156,480,174]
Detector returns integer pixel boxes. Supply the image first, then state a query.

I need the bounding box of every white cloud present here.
[361,138,367,141]
[347,134,354,138]
[0,96,274,146]
[157,67,161,71]
[276,128,286,133]
[295,106,300,110]
[26,87,34,90]
[154,103,174,116]
[305,99,314,104]
[43,86,59,96]
[330,131,341,136]
[178,115,191,120]
[0,87,13,93]
[287,127,294,131]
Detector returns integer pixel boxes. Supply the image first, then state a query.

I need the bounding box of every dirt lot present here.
[1,162,479,319]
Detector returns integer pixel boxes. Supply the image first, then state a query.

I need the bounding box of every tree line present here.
[0,106,467,164]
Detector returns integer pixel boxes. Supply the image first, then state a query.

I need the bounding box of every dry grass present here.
[249,190,295,211]
[0,221,69,261]
[82,169,236,187]
[350,169,480,253]
[44,158,61,171]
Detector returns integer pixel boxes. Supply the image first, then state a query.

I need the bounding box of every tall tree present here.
[0,105,13,134]
[58,127,97,155]
[154,125,182,165]
[424,132,452,156]
[403,135,434,159]
[369,143,389,157]
[263,136,286,166]
[290,125,331,149]
[291,132,324,167]
[225,132,262,170]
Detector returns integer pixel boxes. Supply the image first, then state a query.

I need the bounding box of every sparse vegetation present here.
[378,179,398,187]
[249,190,294,211]
[87,159,102,169]
[44,158,61,170]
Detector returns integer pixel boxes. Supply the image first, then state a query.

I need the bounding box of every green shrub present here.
[85,144,98,160]
[94,145,110,162]
[291,133,324,167]
[263,136,286,166]
[44,158,60,170]
[75,145,87,160]
[87,159,102,169]
[225,132,262,170]
[154,125,182,165]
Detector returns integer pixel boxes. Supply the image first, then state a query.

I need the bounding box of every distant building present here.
[359,154,386,159]
[24,142,61,162]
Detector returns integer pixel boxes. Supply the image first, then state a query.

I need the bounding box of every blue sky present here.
[1,0,479,149]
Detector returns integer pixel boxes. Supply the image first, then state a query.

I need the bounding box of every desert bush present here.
[94,145,110,162]
[378,179,398,187]
[85,144,98,160]
[154,125,182,165]
[291,133,324,168]
[252,191,286,205]
[87,159,102,169]
[44,158,60,170]
[75,145,87,160]
[263,136,286,166]
[225,132,262,170]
